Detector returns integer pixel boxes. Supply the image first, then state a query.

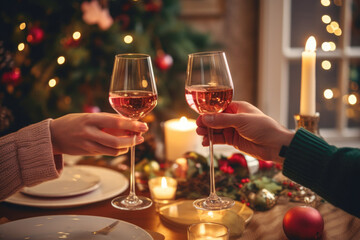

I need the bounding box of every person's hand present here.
[50,113,148,156]
[196,101,294,163]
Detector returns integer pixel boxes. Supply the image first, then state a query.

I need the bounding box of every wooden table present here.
[0,187,184,240]
[1,164,360,239]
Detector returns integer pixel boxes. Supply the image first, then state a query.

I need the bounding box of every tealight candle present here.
[164,117,201,161]
[148,176,177,209]
[187,222,229,240]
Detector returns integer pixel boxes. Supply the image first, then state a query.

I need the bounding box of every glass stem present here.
[208,127,217,199]
[128,135,137,201]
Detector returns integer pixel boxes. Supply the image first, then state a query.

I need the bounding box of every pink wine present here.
[109,91,157,120]
[185,86,233,114]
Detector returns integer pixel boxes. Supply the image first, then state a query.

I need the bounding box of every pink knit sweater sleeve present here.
[0,119,63,200]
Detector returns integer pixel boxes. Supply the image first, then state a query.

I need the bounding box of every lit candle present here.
[187,222,229,240]
[164,117,201,161]
[148,176,177,201]
[300,36,317,116]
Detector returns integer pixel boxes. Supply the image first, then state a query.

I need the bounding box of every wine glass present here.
[109,53,157,210]
[185,51,235,211]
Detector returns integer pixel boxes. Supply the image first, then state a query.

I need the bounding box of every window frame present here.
[258,0,360,145]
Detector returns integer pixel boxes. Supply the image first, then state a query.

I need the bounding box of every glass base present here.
[193,196,235,211]
[111,195,152,211]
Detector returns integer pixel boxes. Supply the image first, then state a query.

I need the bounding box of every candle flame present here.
[208,211,214,218]
[161,177,168,188]
[305,36,316,52]
[179,116,188,124]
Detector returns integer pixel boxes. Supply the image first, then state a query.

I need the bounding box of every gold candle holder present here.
[292,112,321,205]
[294,112,320,135]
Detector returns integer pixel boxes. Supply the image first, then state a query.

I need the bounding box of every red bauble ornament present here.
[228,153,248,168]
[27,26,44,44]
[1,68,21,86]
[83,104,101,113]
[145,0,163,12]
[155,52,173,71]
[258,160,274,169]
[283,206,324,240]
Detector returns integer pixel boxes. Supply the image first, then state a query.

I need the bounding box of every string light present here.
[334,28,342,36]
[321,60,331,70]
[348,94,357,105]
[321,0,331,7]
[321,42,331,51]
[322,15,331,24]
[142,79,148,88]
[73,31,81,40]
[329,41,336,51]
[57,56,65,65]
[326,24,334,34]
[324,89,334,99]
[48,78,57,87]
[19,22,26,30]
[124,35,133,44]
[18,43,25,51]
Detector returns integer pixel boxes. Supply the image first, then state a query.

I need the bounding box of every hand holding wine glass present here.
[185,51,235,210]
[109,53,157,210]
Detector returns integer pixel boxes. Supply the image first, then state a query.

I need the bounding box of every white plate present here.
[0,215,153,240]
[5,165,129,208]
[21,166,101,197]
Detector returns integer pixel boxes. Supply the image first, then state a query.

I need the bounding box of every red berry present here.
[287,192,292,197]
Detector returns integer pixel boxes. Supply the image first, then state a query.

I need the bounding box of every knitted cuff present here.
[282,128,336,191]
[16,119,63,186]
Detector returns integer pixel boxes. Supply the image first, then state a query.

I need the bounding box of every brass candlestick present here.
[291,112,321,206]
[294,112,320,136]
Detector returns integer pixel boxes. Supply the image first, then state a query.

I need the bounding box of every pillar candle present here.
[300,36,317,116]
[164,117,201,161]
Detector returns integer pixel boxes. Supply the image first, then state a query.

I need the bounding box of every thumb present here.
[202,113,248,129]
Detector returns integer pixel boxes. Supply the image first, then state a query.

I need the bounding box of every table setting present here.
[1,48,360,240]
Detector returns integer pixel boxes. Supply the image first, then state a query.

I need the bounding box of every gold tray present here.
[159,200,253,227]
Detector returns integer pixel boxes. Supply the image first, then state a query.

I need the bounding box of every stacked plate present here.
[5,165,129,208]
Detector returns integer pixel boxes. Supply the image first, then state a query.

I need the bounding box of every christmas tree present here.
[0,0,214,135]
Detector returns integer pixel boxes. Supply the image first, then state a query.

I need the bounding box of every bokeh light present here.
[48,78,57,88]
[324,89,334,99]
[73,31,81,40]
[57,56,65,65]
[124,35,133,44]
[348,94,357,105]
[322,15,331,24]
[18,43,25,51]
[321,60,331,70]
[19,22,26,30]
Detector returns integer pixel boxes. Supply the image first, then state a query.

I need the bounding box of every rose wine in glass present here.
[109,53,157,210]
[185,51,235,211]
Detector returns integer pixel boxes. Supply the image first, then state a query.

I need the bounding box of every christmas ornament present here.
[145,0,163,12]
[82,104,100,113]
[1,68,21,86]
[283,206,324,240]
[258,160,274,169]
[155,52,173,71]
[253,188,277,210]
[228,153,248,168]
[81,0,113,30]
[27,26,44,44]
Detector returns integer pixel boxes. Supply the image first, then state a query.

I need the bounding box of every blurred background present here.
[0,0,359,146]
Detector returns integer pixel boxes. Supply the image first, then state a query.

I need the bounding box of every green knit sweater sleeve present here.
[282,128,360,218]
